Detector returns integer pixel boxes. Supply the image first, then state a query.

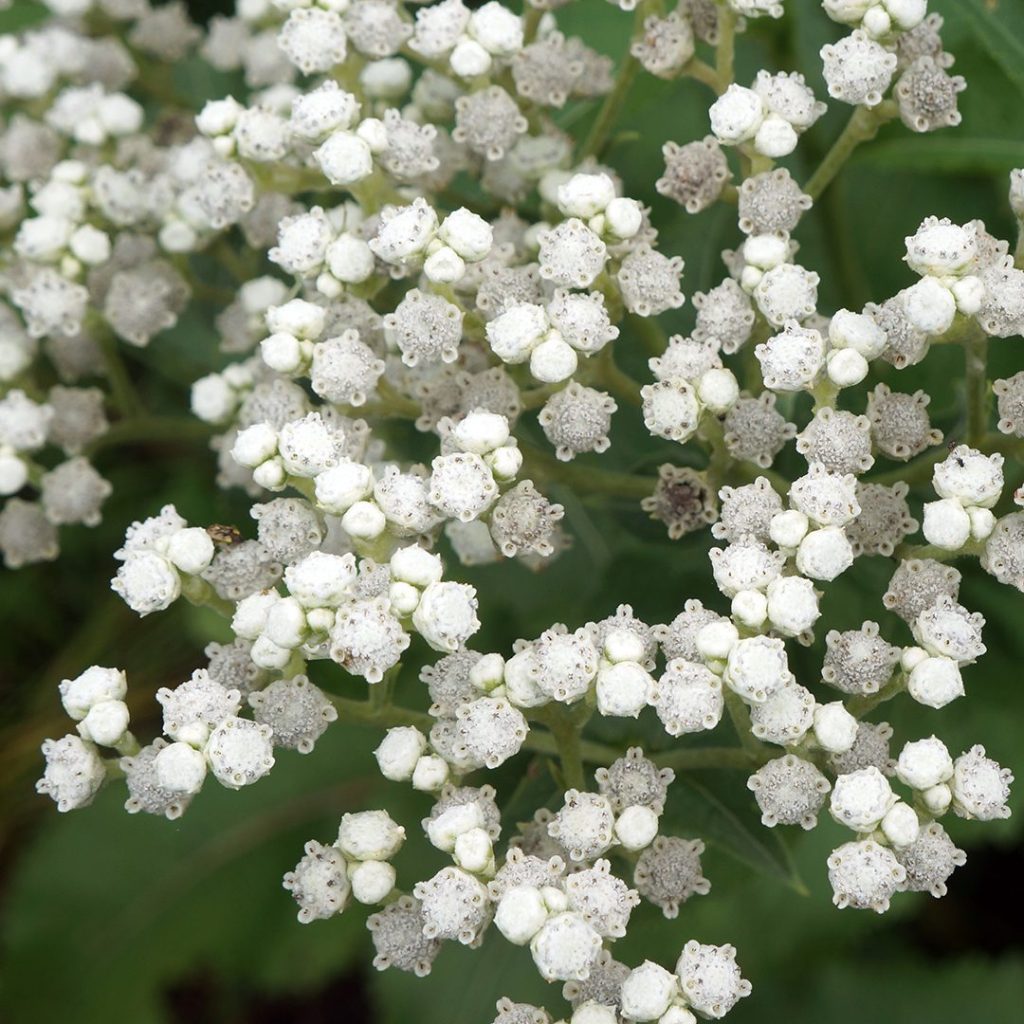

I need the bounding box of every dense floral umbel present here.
[15,0,1021,1019]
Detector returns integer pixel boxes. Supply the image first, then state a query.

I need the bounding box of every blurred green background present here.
[2,0,1024,1021]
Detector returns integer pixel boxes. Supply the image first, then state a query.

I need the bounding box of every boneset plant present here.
[5,0,1023,1020]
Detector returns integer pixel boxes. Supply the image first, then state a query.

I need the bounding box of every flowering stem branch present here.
[894,539,986,562]
[578,8,646,160]
[541,705,589,791]
[847,674,906,719]
[965,331,990,446]
[587,345,642,407]
[803,102,897,201]
[716,4,736,87]
[723,688,764,758]
[95,328,144,418]
[86,416,214,454]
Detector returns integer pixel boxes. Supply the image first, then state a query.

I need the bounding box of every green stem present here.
[847,674,906,719]
[86,416,214,454]
[724,688,763,757]
[893,539,986,562]
[578,11,644,160]
[965,331,990,446]
[803,102,896,201]
[96,329,144,418]
[587,345,643,407]
[715,3,736,88]
[330,695,435,731]
[180,577,235,619]
[684,58,723,94]
[541,705,589,791]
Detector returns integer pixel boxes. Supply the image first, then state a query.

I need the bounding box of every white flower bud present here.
[813,702,858,753]
[0,452,28,495]
[349,859,396,904]
[232,423,278,467]
[315,131,374,185]
[69,225,110,265]
[390,545,443,588]
[77,699,130,747]
[881,802,920,848]
[829,766,897,831]
[374,726,427,781]
[487,444,523,481]
[903,277,956,335]
[557,173,616,218]
[154,741,208,794]
[769,509,809,549]
[922,783,952,815]
[572,1004,617,1024]
[337,809,405,862]
[922,499,971,550]
[767,575,820,636]
[897,736,953,790]
[605,197,643,239]
[907,655,964,709]
[341,500,387,539]
[260,331,303,376]
[60,666,127,721]
[731,589,768,629]
[264,595,308,649]
[315,461,374,514]
[968,506,996,541]
[412,753,450,791]
[696,620,739,660]
[862,5,891,36]
[660,1008,697,1024]
[952,275,985,315]
[900,646,929,672]
[439,208,493,261]
[604,629,646,665]
[529,335,578,384]
[165,527,215,576]
[250,634,292,670]
[620,960,679,1022]
[697,367,740,413]
[389,581,421,615]
[325,233,375,283]
[496,885,548,945]
[356,117,389,153]
[829,308,887,358]
[197,97,244,136]
[709,84,765,144]
[596,661,652,717]
[454,827,494,873]
[754,112,799,157]
[827,347,869,388]
[423,245,466,283]
[253,458,287,491]
[451,411,510,454]
[470,652,506,692]
[614,804,660,851]
[796,526,853,581]
[450,38,492,77]
[232,591,281,640]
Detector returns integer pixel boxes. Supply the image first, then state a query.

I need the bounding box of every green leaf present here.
[959,0,1024,97]
[664,776,808,894]
[855,136,1024,175]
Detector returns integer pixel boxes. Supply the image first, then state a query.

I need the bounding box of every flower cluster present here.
[14,0,1021,1020]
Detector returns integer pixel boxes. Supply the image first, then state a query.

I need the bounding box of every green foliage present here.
[2,1,1024,1022]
